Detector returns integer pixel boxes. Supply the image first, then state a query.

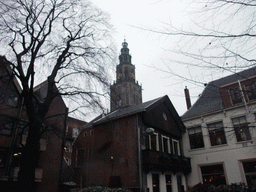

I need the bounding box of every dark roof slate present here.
[93,96,164,125]
[182,67,256,119]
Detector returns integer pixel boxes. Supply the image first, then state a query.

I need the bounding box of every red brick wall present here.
[220,76,256,107]
[73,115,139,189]
[37,95,67,192]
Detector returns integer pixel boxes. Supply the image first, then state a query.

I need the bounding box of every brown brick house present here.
[72,95,191,192]
[0,56,68,192]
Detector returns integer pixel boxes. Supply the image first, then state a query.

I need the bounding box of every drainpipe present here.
[137,114,143,192]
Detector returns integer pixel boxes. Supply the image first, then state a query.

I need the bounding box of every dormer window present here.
[229,87,242,104]
[245,83,256,100]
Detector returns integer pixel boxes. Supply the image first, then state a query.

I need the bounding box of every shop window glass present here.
[201,164,226,186]
[242,161,256,185]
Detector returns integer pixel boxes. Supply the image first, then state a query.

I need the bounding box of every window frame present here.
[245,83,256,101]
[188,126,205,149]
[72,128,78,138]
[229,87,242,105]
[241,160,256,185]
[161,135,171,153]
[149,132,159,151]
[172,139,180,156]
[65,142,71,152]
[232,116,251,142]
[200,164,226,186]
[1,118,15,136]
[165,174,172,192]
[207,121,227,146]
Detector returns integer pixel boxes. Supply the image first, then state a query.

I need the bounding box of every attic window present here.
[229,87,242,105]
[245,83,256,100]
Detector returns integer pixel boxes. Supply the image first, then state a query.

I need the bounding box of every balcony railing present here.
[142,150,191,174]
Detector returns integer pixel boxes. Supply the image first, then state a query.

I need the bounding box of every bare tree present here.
[0,0,115,191]
[140,0,256,92]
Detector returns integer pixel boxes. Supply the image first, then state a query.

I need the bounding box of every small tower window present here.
[125,67,128,79]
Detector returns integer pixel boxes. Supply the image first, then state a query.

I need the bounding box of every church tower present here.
[110,40,142,111]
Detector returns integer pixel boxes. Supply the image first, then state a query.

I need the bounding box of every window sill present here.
[210,143,228,148]
[189,147,206,152]
[236,140,253,144]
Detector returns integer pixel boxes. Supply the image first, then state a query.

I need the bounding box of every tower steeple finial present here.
[120,39,130,62]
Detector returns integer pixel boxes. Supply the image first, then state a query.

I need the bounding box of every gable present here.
[143,96,185,137]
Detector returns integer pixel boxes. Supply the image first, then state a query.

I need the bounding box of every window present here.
[176,175,184,192]
[232,116,251,142]
[152,174,160,192]
[149,133,159,151]
[229,87,242,104]
[242,161,256,185]
[65,142,71,152]
[162,135,171,153]
[7,93,18,107]
[165,174,172,192]
[201,164,226,186]
[188,126,204,149]
[172,139,180,156]
[76,148,85,167]
[207,121,227,146]
[0,150,7,167]
[65,158,70,166]
[0,69,9,82]
[245,83,256,100]
[84,132,87,137]
[90,130,94,135]
[1,118,14,135]
[72,128,78,138]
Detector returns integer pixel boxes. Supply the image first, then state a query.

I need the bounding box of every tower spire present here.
[110,40,142,111]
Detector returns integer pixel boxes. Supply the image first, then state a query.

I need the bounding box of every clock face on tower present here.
[117,73,122,79]
[130,72,135,79]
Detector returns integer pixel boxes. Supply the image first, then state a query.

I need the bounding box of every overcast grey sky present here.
[91,0,201,116]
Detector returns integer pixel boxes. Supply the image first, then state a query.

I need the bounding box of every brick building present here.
[64,117,87,166]
[0,56,68,191]
[72,41,191,192]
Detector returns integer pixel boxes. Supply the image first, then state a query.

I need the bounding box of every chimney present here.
[184,86,191,110]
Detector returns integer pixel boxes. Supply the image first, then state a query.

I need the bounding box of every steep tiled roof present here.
[93,96,164,125]
[182,67,256,119]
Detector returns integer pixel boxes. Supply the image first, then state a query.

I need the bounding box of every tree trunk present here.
[17,119,41,192]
